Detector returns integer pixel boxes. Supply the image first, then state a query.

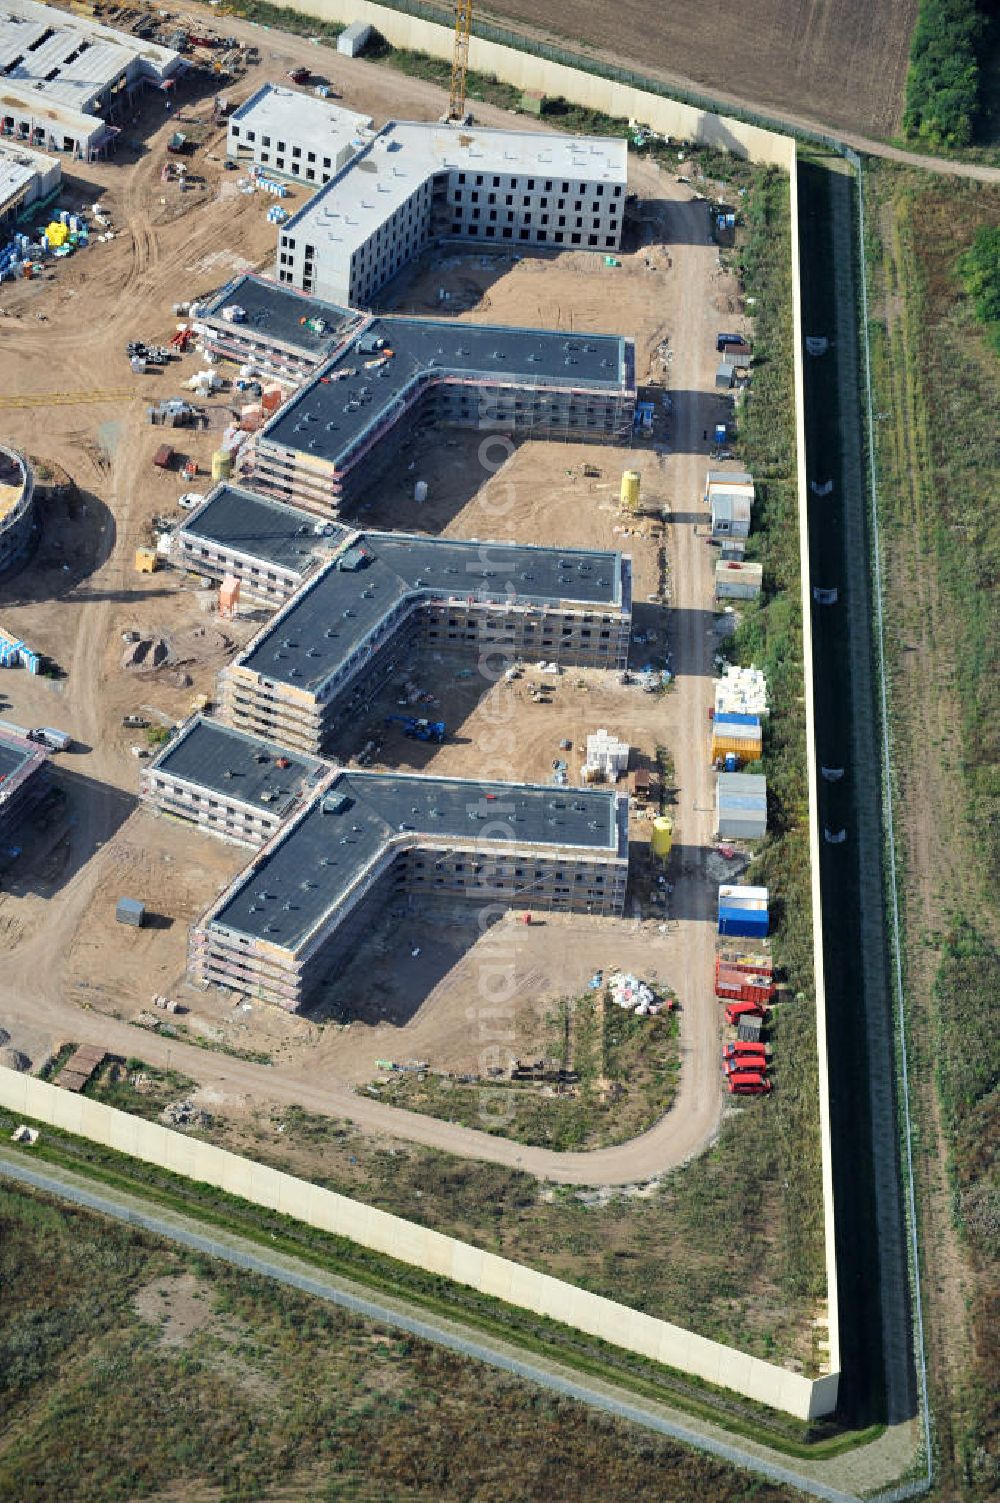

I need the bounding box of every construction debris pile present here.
[608,971,666,1016]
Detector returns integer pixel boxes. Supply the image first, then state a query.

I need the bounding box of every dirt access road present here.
[0,51,734,1185]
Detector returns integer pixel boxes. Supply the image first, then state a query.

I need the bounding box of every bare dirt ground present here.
[0,46,751,1185]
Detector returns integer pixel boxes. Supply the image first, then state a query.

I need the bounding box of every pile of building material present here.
[608,971,664,1016]
[161,1099,213,1129]
[56,1043,105,1091]
[585,728,629,782]
[715,664,768,717]
[0,627,40,672]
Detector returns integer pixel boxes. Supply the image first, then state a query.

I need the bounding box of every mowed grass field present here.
[471,0,918,140]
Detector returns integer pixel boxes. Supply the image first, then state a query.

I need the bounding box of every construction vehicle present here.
[384,715,446,743]
[728,1071,772,1096]
[724,999,769,1026]
[287,65,311,85]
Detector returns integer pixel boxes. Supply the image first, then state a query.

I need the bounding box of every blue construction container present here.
[718,883,769,938]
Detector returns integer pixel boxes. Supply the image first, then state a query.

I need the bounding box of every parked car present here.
[722,1042,768,1063]
[727,1071,772,1095]
[178,492,205,510]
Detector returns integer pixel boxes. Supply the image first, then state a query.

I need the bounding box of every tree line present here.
[903,0,988,148]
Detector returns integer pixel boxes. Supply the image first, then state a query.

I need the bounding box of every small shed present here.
[715,560,763,601]
[630,767,653,802]
[737,1013,765,1043]
[337,20,374,55]
[710,489,752,539]
[717,772,767,840]
[715,360,735,389]
[134,547,158,574]
[116,897,145,928]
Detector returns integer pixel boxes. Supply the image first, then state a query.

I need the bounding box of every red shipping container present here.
[715,958,775,1006]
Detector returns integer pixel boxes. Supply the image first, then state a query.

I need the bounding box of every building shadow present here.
[304,899,501,1028]
[0,767,136,899]
[0,486,115,610]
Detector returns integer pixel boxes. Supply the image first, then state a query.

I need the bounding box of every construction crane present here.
[448,0,473,122]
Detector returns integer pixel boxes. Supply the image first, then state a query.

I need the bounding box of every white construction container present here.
[716,772,767,840]
[337,20,373,55]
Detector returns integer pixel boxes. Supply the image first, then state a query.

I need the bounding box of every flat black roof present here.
[259,316,630,470]
[198,274,357,361]
[181,484,349,575]
[238,531,623,691]
[209,770,620,950]
[151,716,326,816]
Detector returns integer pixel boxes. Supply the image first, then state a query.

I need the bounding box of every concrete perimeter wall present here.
[0,1064,830,1419]
[788,153,841,1413]
[288,0,795,170]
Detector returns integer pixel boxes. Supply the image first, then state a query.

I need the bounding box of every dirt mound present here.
[122,637,170,670]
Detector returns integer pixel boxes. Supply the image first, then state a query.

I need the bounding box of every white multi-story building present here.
[0,0,183,157]
[226,84,373,189]
[274,119,627,307]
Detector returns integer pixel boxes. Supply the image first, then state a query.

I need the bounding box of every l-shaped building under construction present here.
[212,520,631,755]
[186,762,626,1013]
[240,313,635,516]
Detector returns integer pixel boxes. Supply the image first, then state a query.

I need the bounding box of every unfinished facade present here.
[175,484,348,606]
[226,84,373,187]
[189,769,629,1010]
[242,315,635,516]
[218,529,631,754]
[192,273,359,386]
[140,715,327,847]
[0,0,182,158]
[274,119,627,307]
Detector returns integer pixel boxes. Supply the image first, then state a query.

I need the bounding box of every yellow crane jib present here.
[449,0,473,122]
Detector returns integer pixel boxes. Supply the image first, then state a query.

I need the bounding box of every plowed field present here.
[475,0,918,141]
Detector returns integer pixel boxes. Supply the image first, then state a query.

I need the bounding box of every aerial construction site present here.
[0,0,830,1419]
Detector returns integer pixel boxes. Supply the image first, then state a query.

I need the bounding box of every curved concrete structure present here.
[0,444,34,574]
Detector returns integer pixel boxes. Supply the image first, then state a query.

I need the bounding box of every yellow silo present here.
[651,815,673,859]
[211,449,233,483]
[620,469,641,511]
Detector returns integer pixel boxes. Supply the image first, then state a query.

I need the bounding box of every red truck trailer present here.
[715,958,776,1006]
